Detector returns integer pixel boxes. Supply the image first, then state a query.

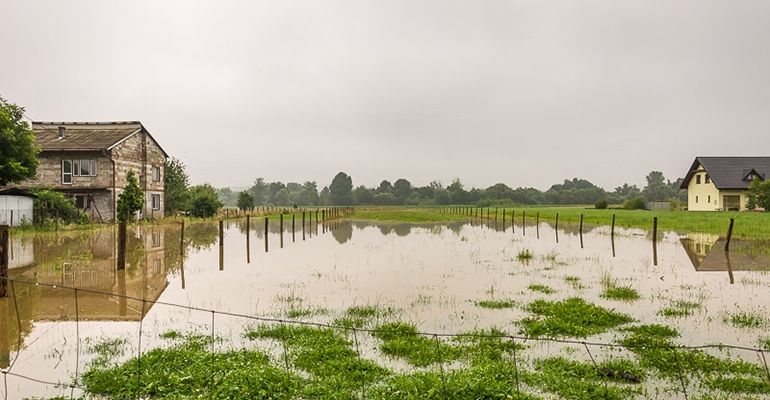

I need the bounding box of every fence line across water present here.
[2,277,769,400]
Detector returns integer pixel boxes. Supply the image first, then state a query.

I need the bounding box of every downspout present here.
[103,149,117,222]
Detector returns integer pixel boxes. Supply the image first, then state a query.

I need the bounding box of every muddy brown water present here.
[1,218,769,398]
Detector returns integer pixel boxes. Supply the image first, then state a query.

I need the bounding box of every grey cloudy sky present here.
[2,1,769,191]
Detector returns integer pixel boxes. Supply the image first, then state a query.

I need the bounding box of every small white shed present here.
[0,188,36,226]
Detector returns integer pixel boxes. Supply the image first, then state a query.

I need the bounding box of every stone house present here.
[680,156,770,211]
[17,121,168,221]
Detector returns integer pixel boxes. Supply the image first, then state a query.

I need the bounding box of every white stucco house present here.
[680,157,770,211]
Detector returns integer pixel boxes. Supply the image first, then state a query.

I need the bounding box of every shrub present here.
[595,199,609,209]
[623,196,646,210]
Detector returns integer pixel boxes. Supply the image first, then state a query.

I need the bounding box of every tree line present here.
[211,171,689,211]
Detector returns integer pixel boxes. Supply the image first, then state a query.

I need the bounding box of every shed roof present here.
[0,188,36,197]
[680,157,770,190]
[32,121,169,158]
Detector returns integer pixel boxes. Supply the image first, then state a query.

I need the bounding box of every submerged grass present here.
[474,299,518,309]
[600,273,641,301]
[722,309,770,329]
[518,297,634,338]
[619,324,770,396]
[527,283,556,294]
[657,300,703,318]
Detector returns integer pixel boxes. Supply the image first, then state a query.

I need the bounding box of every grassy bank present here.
[349,206,770,239]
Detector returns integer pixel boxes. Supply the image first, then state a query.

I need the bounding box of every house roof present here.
[680,157,770,190]
[31,121,169,158]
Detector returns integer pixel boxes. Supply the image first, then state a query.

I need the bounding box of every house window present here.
[696,196,699,203]
[152,166,161,182]
[708,195,711,204]
[74,195,88,210]
[152,231,161,247]
[696,175,701,184]
[151,194,161,210]
[705,175,711,184]
[62,160,72,184]
[70,159,97,177]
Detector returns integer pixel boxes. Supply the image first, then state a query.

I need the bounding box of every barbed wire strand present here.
[583,341,609,399]
[137,299,146,400]
[510,336,521,400]
[352,327,367,400]
[9,281,22,372]
[71,288,80,400]
[671,346,689,400]
[434,333,447,398]
[210,310,215,400]
[3,277,770,399]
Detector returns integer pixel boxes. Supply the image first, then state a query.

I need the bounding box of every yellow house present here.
[680,157,770,211]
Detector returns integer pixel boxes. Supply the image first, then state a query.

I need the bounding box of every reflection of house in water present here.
[2,227,170,369]
[680,234,770,271]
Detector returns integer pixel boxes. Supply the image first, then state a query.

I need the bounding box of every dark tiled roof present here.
[32,121,143,151]
[680,157,770,190]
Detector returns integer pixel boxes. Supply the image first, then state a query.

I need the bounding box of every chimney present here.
[58,126,66,139]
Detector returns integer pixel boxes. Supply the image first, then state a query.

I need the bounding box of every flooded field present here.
[2,216,770,399]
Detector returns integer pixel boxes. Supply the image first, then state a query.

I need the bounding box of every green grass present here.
[332,304,397,328]
[518,297,634,338]
[349,208,469,222]
[527,283,556,294]
[372,322,463,367]
[619,324,770,395]
[599,273,641,301]
[722,309,769,329]
[517,249,533,261]
[523,356,644,400]
[474,299,518,309]
[759,336,770,350]
[564,275,587,290]
[657,300,702,318]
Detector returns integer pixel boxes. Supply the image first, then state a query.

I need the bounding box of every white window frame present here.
[62,160,73,184]
[152,165,161,182]
[151,194,161,210]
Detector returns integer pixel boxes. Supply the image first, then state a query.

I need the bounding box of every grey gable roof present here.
[680,157,770,190]
[32,121,169,158]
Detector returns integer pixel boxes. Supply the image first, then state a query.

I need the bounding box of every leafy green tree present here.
[164,157,190,214]
[31,189,79,224]
[393,178,412,204]
[117,169,144,222]
[268,181,286,205]
[216,187,238,207]
[0,96,40,185]
[373,192,396,205]
[746,178,770,210]
[274,188,291,206]
[329,172,353,205]
[448,178,469,204]
[353,185,374,205]
[377,180,393,194]
[641,171,676,202]
[187,183,223,218]
[237,191,254,212]
[249,178,269,206]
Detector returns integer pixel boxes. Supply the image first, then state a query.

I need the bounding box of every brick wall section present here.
[111,131,167,219]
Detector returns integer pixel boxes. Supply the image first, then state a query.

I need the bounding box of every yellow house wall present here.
[687,169,721,211]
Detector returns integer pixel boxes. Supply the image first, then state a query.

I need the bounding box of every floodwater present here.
[2,216,770,398]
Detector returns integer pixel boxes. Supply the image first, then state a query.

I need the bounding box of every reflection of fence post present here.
[522,211,526,236]
[280,214,284,249]
[579,214,584,249]
[611,214,616,257]
[555,213,559,243]
[724,218,734,252]
[652,217,658,266]
[0,286,9,367]
[265,217,269,252]
[536,212,540,239]
[219,220,224,271]
[180,220,186,288]
[292,214,296,243]
[117,222,127,270]
[0,225,8,298]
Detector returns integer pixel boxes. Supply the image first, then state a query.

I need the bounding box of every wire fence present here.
[2,277,770,400]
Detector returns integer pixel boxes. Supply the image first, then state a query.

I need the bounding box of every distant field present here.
[349,206,770,239]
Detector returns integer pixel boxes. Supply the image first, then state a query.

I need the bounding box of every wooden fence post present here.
[0,226,8,298]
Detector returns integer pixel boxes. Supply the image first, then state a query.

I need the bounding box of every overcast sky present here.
[2,1,769,192]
